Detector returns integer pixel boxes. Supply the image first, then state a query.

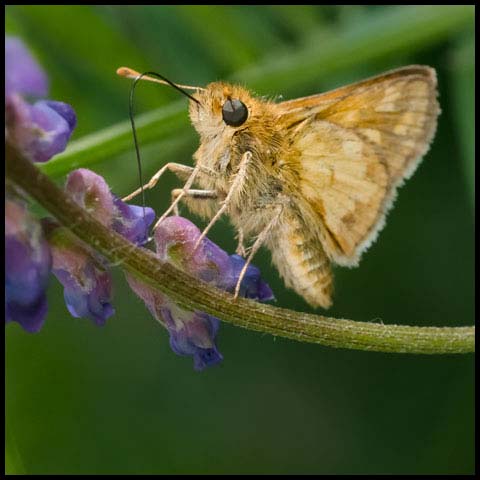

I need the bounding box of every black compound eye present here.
[222,98,248,127]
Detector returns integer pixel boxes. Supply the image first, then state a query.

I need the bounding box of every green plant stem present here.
[6,144,475,355]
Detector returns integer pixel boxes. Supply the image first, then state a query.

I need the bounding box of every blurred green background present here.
[5,5,474,475]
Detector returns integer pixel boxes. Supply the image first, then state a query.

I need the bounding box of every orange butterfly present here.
[120,65,440,308]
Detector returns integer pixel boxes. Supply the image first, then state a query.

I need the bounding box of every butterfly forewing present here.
[277,65,440,266]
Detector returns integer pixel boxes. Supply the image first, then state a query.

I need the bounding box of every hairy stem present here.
[6,144,475,354]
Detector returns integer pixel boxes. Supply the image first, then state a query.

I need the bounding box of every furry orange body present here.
[184,67,439,307]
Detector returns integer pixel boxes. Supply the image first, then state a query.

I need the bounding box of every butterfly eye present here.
[222,98,248,127]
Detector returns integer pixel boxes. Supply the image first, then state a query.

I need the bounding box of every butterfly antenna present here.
[119,67,202,103]
[128,74,147,223]
[123,68,202,233]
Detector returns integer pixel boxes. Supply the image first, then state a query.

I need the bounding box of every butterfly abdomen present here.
[268,209,333,308]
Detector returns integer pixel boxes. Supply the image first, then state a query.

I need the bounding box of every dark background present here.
[5,5,474,474]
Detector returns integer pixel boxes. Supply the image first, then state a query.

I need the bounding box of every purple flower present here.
[65,169,115,227]
[5,198,51,332]
[112,196,155,246]
[166,311,223,371]
[5,36,76,163]
[5,36,48,98]
[155,216,233,288]
[6,96,77,163]
[42,169,155,325]
[4,38,158,333]
[42,219,114,326]
[65,169,155,245]
[126,274,223,371]
[5,36,78,332]
[126,216,273,370]
[155,217,274,298]
[228,254,274,301]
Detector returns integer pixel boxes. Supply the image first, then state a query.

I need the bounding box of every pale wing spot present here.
[394,124,409,135]
[375,79,431,113]
[402,111,426,128]
[375,102,400,113]
[341,110,361,123]
[401,138,417,149]
[342,138,363,159]
[382,86,403,103]
[407,97,429,111]
[358,128,382,144]
[301,163,333,188]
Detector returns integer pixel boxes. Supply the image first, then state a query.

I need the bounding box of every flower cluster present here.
[5,36,154,331]
[5,35,77,331]
[7,168,155,331]
[127,216,273,370]
[43,170,155,326]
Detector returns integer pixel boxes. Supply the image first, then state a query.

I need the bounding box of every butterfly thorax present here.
[190,83,299,235]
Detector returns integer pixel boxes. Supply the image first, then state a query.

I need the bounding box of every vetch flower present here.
[5,197,51,332]
[5,35,77,332]
[156,217,275,299]
[112,196,155,246]
[155,216,233,288]
[6,164,155,331]
[41,169,155,325]
[65,168,115,227]
[126,274,223,371]
[4,38,156,333]
[65,168,155,245]
[228,254,274,301]
[126,216,274,370]
[5,36,48,99]
[42,219,114,326]
[5,36,77,163]
[167,311,222,371]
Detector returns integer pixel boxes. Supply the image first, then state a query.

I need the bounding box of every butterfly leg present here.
[233,203,284,300]
[235,228,247,257]
[122,162,195,202]
[152,163,221,230]
[170,188,218,216]
[193,151,252,251]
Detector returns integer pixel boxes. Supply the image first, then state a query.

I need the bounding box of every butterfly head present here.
[189,82,255,139]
